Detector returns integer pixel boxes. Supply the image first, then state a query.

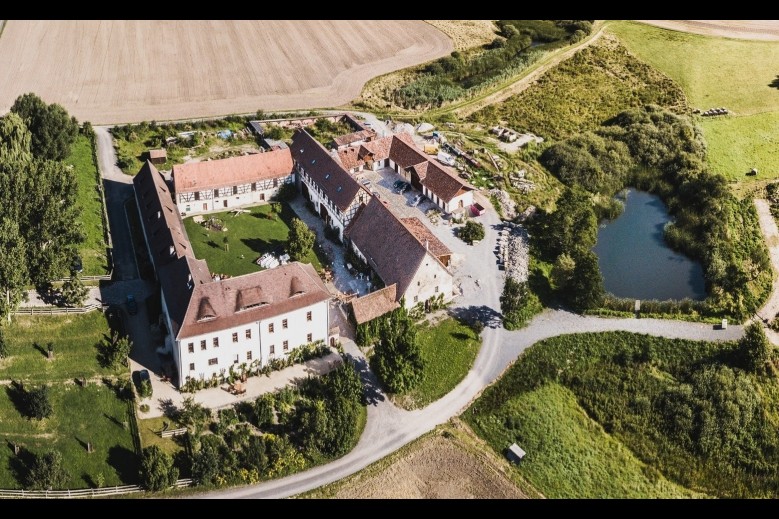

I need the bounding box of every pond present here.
[593,189,706,301]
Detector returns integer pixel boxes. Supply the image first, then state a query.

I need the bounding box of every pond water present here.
[593,189,706,301]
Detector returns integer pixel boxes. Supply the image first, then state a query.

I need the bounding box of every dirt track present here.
[0,20,451,124]
[638,20,779,41]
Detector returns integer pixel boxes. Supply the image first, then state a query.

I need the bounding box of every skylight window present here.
[325,173,330,180]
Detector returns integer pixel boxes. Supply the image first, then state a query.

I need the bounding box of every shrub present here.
[26,385,53,420]
[458,220,485,245]
[25,450,69,490]
[139,445,179,491]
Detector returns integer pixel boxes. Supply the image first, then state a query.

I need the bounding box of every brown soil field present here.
[305,421,534,499]
[425,20,497,51]
[638,20,779,41]
[0,20,452,124]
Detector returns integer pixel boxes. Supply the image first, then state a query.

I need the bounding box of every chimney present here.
[169,245,175,256]
[157,210,161,219]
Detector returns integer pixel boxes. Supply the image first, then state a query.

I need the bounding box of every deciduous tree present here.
[10,93,79,161]
[139,445,179,491]
[287,217,315,261]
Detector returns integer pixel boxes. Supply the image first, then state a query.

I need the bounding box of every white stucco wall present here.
[168,299,328,386]
[178,175,294,215]
[402,256,453,309]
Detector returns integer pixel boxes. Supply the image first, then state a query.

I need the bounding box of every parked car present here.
[361,179,371,186]
[411,194,423,207]
[372,190,381,199]
[399,183,411,194]
[126,294,138,316]
[392,179,405,190]
[138,369,150,384]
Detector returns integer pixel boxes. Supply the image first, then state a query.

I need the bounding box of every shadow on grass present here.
[241,237,284,256]
[32,342,49,359]
[451,331,472,341]
[8,444,35,487]
[5,381,29,418]
[108,445,138,484]
[770,75,779,89]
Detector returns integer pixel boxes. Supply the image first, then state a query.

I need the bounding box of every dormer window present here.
[324,173,330,180]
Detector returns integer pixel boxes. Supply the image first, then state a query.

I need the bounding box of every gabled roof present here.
[176,262,330,339]
[350,284,400,325]
[133,161,193,270]
[332,129,374,148]
[389,132,428,170]
[400,217,451,260]
[172,149,293,194]
[336,136,393,171]
[422,162,475,203]
[346,197,448,300]
[291,130,367,212]
[158,255,212,338]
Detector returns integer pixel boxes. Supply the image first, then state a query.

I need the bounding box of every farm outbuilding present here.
[147,149,167,165]
[507,443,526,463]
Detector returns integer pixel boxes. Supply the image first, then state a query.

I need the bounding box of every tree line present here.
[0,93,85,319]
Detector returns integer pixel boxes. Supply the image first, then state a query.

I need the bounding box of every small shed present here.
[147,149,167,165]
[507,443,526,463]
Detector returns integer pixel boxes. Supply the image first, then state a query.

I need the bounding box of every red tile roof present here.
[175,262,330,340]
[172,149,293,194]
[389,132,428,170]
[332,129,374,148]
[400,217,451,260]
[337,136,394,171]
[422,162,474,203]
[346,197,449,300]
[350,284,400,324]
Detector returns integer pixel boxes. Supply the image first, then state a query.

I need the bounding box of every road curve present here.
[202,205,744,499]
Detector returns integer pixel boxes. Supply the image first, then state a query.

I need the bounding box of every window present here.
[189,363,195,371]
[233,186,238,195]
[185,206,190,212]
[306,311,312,322]
[234,355,240,364]
[283,341,289,351]
[195,192,200,201]
[214,189,219,198]
[251,183,257,192]
[200,340,207,351]
[260,193,265,201]
[268,322,274,333]
[247,351,253,361]
[434,274,437,279]
[203,203,208,211]
[273,178,279,187]
[282,319,288,329]
[245,329,252,339]
[269,345,275,355]
[435,286,439,293]
[414,295,419,303]
[208,358,218,366]
[232,332,238,343]
[307,333,312,342]
[188,343,194,353]
[417,281,420,286]
[213,337,219,347]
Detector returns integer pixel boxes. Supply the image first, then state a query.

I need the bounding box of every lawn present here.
[0,312,125,383]
[466,383,697,498]
[0,383,137,489]
[65,135,109,276]
[137,416,189,478]
[395,318,480,410]
[699,113,779,182]
[183,203,323,277]
[609,21,779,184]
[609,21,779,115]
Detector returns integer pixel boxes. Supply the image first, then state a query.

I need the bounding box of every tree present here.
[550,253,576,291]
[0,218,28,321]
[370,306,424,394]
[0,113,32,163]
[100,331,133,369]
[322,360,363,403]
[458,220,485,245]
[739,322,773,374]
[26,385,52,420]
[139,445,179,491]
[254,394,275,429]
[0,326,7,359]
[179,396,212,435]
[500,277,542,330]
[563,250,605,312]
[10,93,79,161]
[191,434,234,486]
[60,272,89,307]
[287,217,315,261]
[26,450,69,490]
[529,186,597,260]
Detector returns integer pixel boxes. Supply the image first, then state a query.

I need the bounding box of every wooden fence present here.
[159,427,188,438]
[0,479,193,499]
[12,304,103,316]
